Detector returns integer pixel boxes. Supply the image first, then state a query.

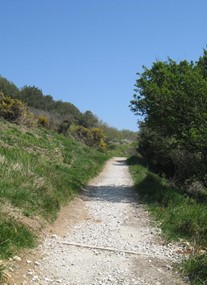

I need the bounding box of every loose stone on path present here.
[10,157,187,285]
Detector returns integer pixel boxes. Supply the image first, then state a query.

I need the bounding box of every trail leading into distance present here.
[10,157,186,285]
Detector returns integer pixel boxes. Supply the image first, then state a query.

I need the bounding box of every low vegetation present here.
[0,81,136,281]
[0,66,136,282]
[0,215,36,259]
[128,155,207,284]
[0,76,137,145]
[0,119,108,265]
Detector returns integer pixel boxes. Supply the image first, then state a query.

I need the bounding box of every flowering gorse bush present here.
[0,92,25,123]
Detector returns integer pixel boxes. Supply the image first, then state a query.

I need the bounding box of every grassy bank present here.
[128,156,207,285]
[0,119,108,262]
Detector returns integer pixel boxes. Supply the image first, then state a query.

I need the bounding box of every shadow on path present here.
[112,158,127,166]
[81,185,139,204]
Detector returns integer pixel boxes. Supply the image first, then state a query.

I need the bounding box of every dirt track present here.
[7,157,186,285]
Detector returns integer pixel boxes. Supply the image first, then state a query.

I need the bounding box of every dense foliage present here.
[0,92,32,125]
[130,50,207,285]
[19,85,82,123]
[0,77,19,98]
[71,126,107,151]
[130,51,207,198]
[0,77,81,128]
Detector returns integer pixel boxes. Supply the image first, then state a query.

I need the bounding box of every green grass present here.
[0,119,109,264]
[0,215,36,258]
[107,141,137,157]
[181,254,207,285]
[128,155,207,285]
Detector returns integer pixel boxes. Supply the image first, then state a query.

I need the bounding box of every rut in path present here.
[9,157,186,285]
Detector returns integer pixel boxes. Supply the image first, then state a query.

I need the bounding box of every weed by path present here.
[128,155,207,285]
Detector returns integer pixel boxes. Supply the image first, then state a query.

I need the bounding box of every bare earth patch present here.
[6,157,187,285]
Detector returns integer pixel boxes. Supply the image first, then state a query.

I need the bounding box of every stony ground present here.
[6,157,187,285]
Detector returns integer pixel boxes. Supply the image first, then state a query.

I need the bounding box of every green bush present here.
[71,126,107,150]
[0,92,25,123]
[130,52,207,193]
[0,92,34,125]
[37,114,49,127]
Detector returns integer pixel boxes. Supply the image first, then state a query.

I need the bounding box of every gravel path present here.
[11,157,186,285]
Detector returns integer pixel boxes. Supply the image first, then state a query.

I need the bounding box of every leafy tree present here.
[53,100,81,120]
[98,122,137,143]
[18,86,82,127]
[197,49,207,78]
[79,110,98,129]
[130,51,207,191]
[0,76,19,98]
[131,59,207,142]
[19,86,45,109]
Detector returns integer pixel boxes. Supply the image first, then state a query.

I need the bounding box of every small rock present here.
[27,271,33,276]
[183,276,190,282]
[35,261,40,266]
[44,277,52,281]
[32,275,39,281]
[13,255,21,262]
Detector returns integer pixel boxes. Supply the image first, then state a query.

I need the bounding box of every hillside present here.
[0,119,108,269]
[0,75,137,282]
[0,75,137,143]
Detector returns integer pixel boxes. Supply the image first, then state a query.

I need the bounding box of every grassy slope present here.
[128,156,207,285]
[0,119,109,260]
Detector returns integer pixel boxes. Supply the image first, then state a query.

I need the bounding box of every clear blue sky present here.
[1,0,207,131]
